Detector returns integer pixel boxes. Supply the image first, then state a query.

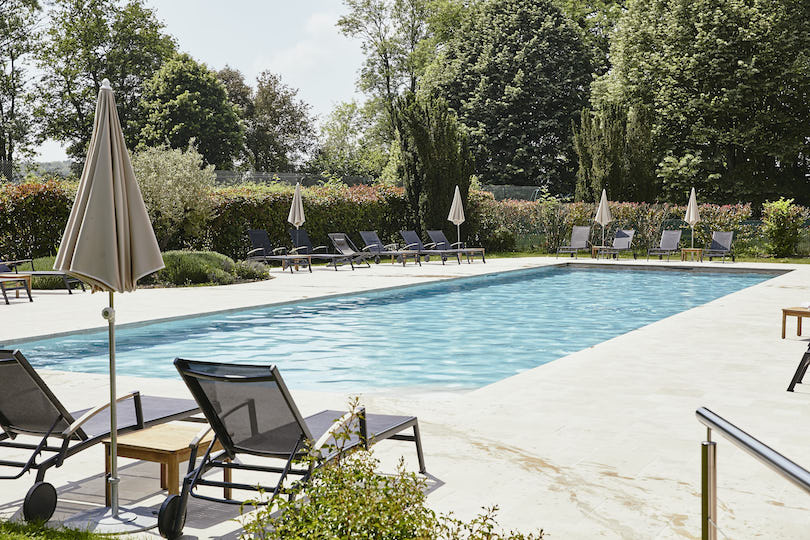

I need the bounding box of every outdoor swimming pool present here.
[13,266,772,391]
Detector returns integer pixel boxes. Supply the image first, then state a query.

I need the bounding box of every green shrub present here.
[157,251,238,286]
[241,403,543,540]
[762,198,809,257]
[487,227,518,252]
[0,520,111,539]
[235,260,270,280]
[0,180,74,259]
[27,256,64,289]
[131,146,216,251]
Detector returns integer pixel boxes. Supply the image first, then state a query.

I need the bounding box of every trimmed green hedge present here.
[1,180,804,259]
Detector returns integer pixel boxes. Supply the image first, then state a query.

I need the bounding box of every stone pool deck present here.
[1,256,810,538]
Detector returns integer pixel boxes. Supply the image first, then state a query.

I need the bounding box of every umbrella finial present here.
[101,78,112,89]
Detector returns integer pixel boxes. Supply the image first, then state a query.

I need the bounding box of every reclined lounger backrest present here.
[289,228,314,254]
[400,231,425,251]
[359,231,384,254]
[570,226,590,249]
[613,229,635,249]
[0,350,79,439]
[659,230,682,250]
[174,358,313,458]
[427,230,452,250]
[328,233,357,256]
[247,229,275,256]
[710,231,733,252]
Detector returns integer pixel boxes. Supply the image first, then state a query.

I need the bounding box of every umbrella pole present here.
[457,224,461,245]
[602,226,605,246]
[691,225,694,248]
[105,291,119,517]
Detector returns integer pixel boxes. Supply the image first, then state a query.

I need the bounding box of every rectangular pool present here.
[8,266,774,391]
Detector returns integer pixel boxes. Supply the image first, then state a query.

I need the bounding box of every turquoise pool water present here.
[11,267,772,391]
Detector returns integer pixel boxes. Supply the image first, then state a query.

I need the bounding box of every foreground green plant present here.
[240,403,542,540]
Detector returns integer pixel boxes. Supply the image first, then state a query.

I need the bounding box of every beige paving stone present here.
[1,257,809,538]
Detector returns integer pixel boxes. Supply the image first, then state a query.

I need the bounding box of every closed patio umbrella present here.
[55,79,164,530]
[288,182,305,247]
[594,189,612,246]
[685,187,700,248]
[447,185,465,244]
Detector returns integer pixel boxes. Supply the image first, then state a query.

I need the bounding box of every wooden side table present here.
[591,245,606,258]
[681,248,703,261]
[782,307,810,339]
[104,422,230,503]
[0,273,32,300]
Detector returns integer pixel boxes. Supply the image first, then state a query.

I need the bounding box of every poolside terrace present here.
[1,256,809,538]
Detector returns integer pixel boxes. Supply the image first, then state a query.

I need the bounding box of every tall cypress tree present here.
[395,93,473,235]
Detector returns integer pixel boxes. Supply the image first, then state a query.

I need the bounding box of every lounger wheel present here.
[158,494,186,539]
[423,255,430,262]
[23,482,57,522]
[374,256,381,264]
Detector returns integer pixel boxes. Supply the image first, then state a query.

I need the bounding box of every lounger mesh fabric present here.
[709,231,733,251]
[360,231,386,254]
[0,357,73,435]
[178,360,309,456]
[248,229,276,256]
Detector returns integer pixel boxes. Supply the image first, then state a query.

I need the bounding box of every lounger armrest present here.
[424,242,437,249]
[247,248,265,257]
[272,247,287,255]
[403,242,419,250]
[290,246,306,253]
[313,407,367,452]
[313,245,328,253]
[362,244,379,251]
[1,259,33,272]
[62,391,142,437]
[450,241,465,248]
[189,424,214,448]
[384,243,397,250]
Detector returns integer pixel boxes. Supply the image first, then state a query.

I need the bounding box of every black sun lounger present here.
[328,233,372,269]
[359,231,421,266]
[289,228,354,271]
[704,231,735,262]
[647,229,682,261]
[400,230,462,265]
[247,229,312,273]
[427,230,485,264]
[158,359,426,539]
[0,260,85,295]
[597,229,637,259]
[0,350,200,522]
[556,226,591,258]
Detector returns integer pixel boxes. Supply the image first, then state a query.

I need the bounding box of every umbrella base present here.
[62,505,157,534]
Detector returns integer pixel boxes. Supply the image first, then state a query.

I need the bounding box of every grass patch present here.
[0,521,111,539]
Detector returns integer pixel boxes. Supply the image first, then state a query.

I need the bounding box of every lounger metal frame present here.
[359,231,421,266]
[426,230,486,264]
[328,233,372,269]
[0,350,200,521]
[556,226,591,258]
[247,229,312,273]
[647,229,682,261]
[597,229,637,259]
[399,230,463,265]
[704,231,735,262]
[289,228,356,270]
[1,260,85,294]
[159,359,426,539]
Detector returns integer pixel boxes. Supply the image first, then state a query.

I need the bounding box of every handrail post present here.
[701,436,717,540]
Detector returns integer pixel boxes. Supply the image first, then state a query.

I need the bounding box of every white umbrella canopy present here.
[288,182,305,228]
[54,79,163,527]
[685,187,700,248]
[447,185,465,243]
[594,189,612,245]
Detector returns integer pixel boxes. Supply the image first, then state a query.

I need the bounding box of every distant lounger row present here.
[557,228,735,262]
[247,228,486,272]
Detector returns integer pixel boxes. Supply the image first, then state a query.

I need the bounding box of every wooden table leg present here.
[104,444,111,506]
[799,316,803,337]
[160,463,167,489]
[224,458,232,500]
[166,457,180,495]
[783,312,787,339]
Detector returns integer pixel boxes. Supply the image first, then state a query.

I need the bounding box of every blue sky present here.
[37,0,365,161]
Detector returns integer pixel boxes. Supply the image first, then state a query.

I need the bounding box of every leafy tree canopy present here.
[139,53,243,169]
[36,0,175,160]
[423,0,592,192]
[595,0,810,204]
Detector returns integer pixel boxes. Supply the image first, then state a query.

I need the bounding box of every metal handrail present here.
[695,407,810,539]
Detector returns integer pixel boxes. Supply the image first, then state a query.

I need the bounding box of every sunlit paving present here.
[1,0,810,539]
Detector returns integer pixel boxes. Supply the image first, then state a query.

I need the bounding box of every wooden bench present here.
[782,307,810,339]
[104,422,230,504]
